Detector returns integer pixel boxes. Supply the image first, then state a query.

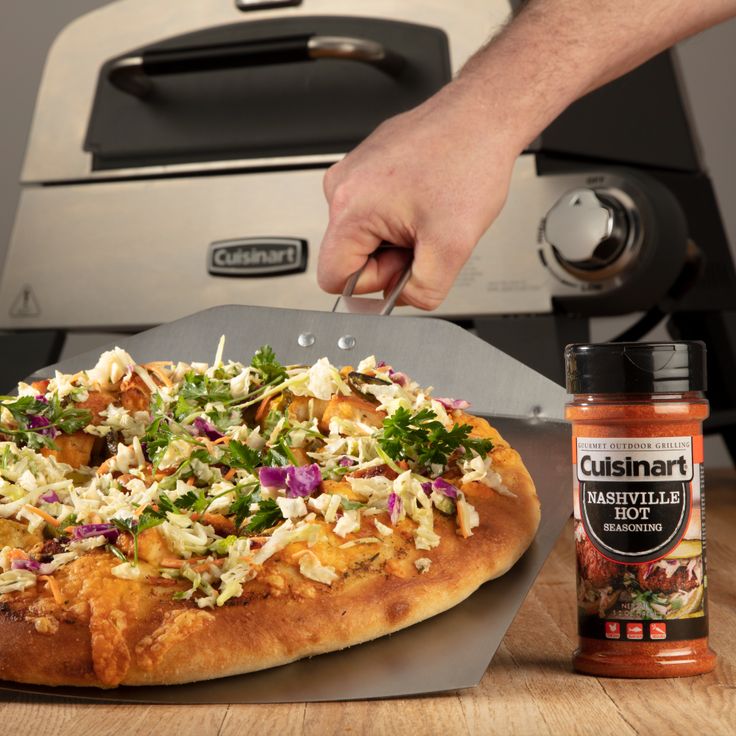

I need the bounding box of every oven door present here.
[85,16,451,171]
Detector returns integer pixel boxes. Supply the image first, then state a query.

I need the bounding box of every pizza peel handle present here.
[332,246,412,316]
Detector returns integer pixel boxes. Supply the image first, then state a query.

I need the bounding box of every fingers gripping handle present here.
[332,249,412,316]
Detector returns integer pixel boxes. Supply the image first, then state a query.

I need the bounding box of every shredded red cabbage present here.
[388,492,403,524]
[435,397,470,411]
[286,464,322,498]
[338,456,357,467]
[258,464,323,498]
[191,416,224,441]
[11,558,40,572]
[258,466,288,488]
[40,490,60,504]
[422,478,459,498]
[431,477,459,499]
[27,415,59,439]
[388,369,408,387]
[72,523,119,543]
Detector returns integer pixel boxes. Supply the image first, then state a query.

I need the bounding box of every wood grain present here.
[2,472,735,736]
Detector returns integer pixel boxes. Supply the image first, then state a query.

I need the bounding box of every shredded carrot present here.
[143,364,173,388]
[7,548,28,562]
[147,576,178,587]
[23,505,59,527]
[223,467,237,481]
[159,558,187,569]
[186,476,196,486]
[134,504,149,517]
[254,395,273,423]
[90,514,102,524]
[96,458,113,475]
[38,575,64,606]
[212,436,230,446]
[64,526,76,534]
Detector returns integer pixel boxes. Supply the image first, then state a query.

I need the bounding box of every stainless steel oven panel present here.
[21,0,513,184]
[4,157,656,330]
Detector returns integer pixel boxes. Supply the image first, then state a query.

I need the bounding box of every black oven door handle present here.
[108,34,405,97]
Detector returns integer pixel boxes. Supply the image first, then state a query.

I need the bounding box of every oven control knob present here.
[543,188,633,279]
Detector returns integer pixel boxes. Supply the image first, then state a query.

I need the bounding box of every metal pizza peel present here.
[0,265,571,704]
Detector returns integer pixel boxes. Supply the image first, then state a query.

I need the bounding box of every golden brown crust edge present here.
[0,416,540,688]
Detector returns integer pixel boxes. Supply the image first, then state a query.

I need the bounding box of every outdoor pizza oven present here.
[1,0,736,457]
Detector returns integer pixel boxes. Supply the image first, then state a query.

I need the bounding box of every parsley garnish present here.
[223,440,260,472]
[229,487,257,529]
[155,489,211,516]
[106,543,127,562]
[0,394,91,450]
[178,372,232,407]
[46,394,91,434]
[377,407,492,471]
[251,345,287,385]
[112,513,163,566]
[244,498,283,534]
[140,414,211,474]
[140,415,176,467]
[0,396,47,422]
[267,437,299,467]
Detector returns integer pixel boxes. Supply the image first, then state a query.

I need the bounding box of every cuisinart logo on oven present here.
[208,238,307,277]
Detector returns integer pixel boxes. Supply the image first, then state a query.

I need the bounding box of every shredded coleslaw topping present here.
[0,341,506,607]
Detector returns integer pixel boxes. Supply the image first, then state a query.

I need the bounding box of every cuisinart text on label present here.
[576,436,693,483]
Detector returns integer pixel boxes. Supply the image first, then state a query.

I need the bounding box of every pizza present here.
[0,341,539,688]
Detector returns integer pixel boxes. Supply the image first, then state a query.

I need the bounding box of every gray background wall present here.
[1,1,734,464]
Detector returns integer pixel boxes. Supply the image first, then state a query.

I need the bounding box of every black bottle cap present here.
[565,341,707,394]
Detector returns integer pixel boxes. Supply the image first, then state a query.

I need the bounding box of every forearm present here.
[316,0,736,309]
[451,0,736,152]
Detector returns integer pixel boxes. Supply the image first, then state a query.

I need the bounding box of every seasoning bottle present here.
[564,341,716,678]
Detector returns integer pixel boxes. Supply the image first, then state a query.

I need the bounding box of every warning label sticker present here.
[10,285,41,318]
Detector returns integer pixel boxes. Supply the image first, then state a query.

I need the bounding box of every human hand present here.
[316,83,524,310]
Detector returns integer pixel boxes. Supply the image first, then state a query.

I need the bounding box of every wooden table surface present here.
[2,471,734,736]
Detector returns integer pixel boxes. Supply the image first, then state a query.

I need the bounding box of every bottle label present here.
[574,436,707,642]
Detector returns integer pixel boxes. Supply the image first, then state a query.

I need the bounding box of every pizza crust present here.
[0,415,539,688]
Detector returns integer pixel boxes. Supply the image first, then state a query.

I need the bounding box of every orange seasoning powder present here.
[564,342,716,678]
